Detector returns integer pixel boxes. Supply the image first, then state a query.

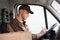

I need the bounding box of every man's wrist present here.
[36,33,41,39]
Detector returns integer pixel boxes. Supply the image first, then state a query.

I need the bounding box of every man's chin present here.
[23,18,27,20]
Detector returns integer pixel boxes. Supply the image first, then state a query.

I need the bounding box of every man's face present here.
[19,9,29,20]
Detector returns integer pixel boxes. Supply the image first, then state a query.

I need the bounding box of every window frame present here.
[14,4,59,31]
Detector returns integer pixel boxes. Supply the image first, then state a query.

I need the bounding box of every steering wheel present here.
[38,23,58,40]
[47,23,58,33]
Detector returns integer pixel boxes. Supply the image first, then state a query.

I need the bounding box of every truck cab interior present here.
[0,0,60,40]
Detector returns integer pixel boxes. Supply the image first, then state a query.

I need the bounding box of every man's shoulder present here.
[10,18,18,24]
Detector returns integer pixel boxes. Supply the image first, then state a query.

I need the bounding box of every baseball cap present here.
[19,4,33,14]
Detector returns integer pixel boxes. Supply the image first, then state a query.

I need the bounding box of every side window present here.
[26,5,46,34]
[17,5,46,34]
[46,9,59,32]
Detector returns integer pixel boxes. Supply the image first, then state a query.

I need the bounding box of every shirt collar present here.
[16,18,23,23]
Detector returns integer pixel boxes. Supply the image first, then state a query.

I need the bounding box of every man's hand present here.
[37,28,47,38]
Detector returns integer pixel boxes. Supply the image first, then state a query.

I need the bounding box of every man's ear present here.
[17,13,19,16]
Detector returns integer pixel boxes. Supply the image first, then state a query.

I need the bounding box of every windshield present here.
[52,0,60,15]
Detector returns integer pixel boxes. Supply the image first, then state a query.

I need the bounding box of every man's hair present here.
[19,4,33,14]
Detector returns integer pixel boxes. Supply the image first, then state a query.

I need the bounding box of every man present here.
[7,4,47,40]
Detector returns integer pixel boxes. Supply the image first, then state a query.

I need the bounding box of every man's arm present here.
[32,28,47,40]
[7,24,14,32]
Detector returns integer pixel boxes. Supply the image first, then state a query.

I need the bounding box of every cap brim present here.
[30,11,34,14]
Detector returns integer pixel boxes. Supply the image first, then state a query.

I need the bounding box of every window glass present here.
[52,0,60,15]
